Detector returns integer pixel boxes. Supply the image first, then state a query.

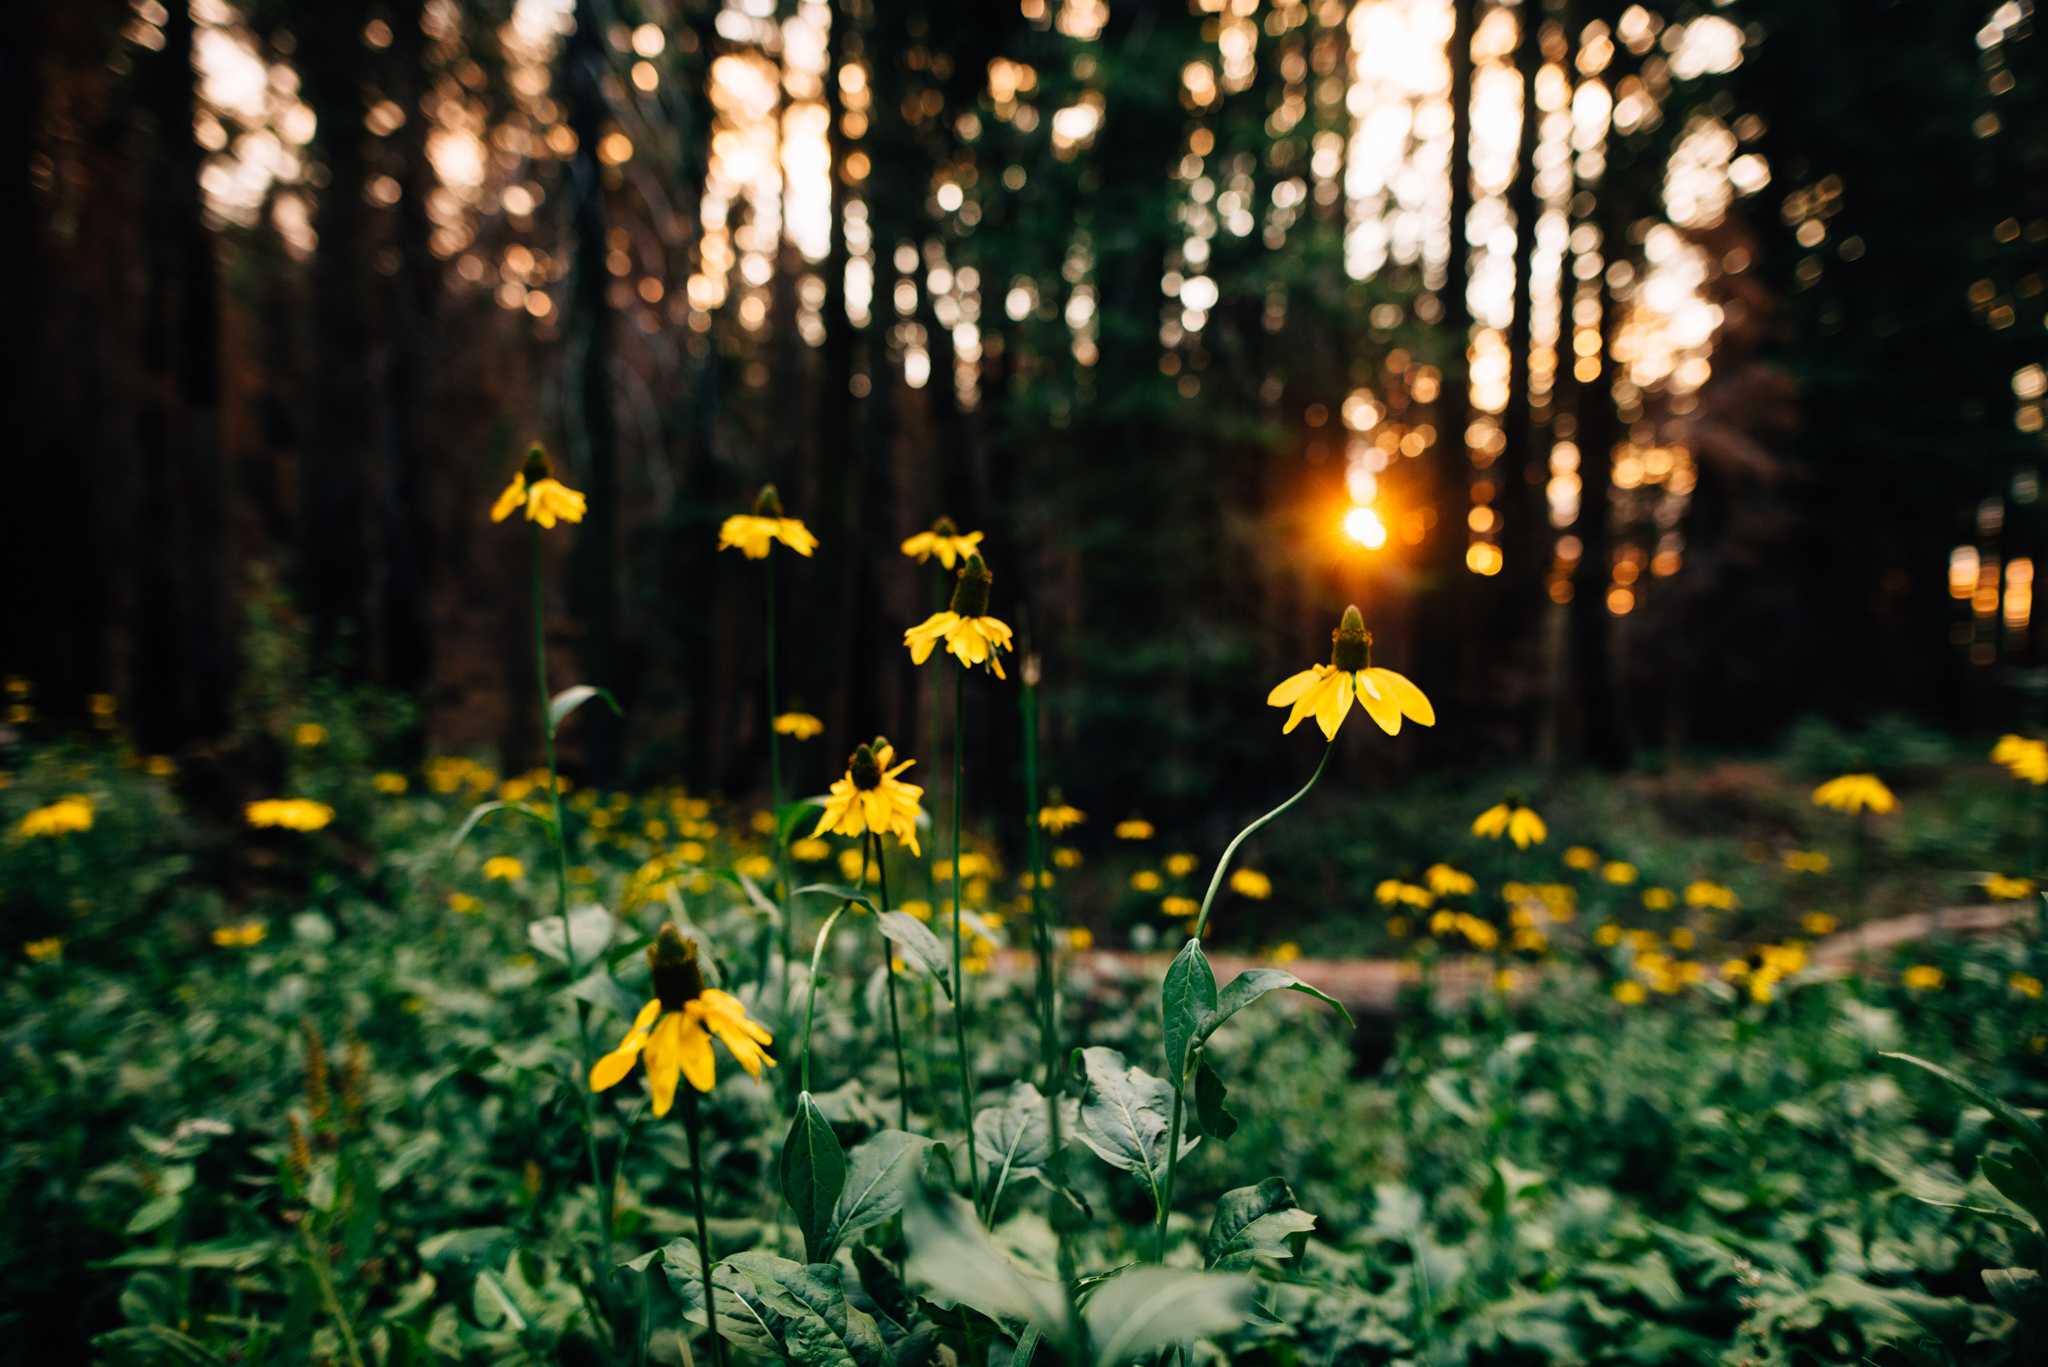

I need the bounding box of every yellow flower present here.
[1783,849,1831,873]
[838,848,871,883]
[2011,972,2044,999]
[813,738,925,855]
[1684,880,1737,910]
[900,517,984,569]
[491,447,587,528]
[1271,940,1301,962]
[1230,868,1273,899]
[1594,924,1623,946]
[1720,959,1750,979]
[294,723,328,747]
[900,899,933,921]
[1472,799,1546,849]
[1613,981,1647,1004]
[1131,870,1163,892]
[1165,852,1199,878]
[1161,895,1198,918]
[1115,819,1154,840]
[1039,803,1085,833]
[24,937,63,963]
[1054,846,1084,867]
[1376,878,1435,908]
[16,796,93,838]
[775,712,825,739]
[1266,606,1433,739]
[790,837,832,863]
[1564,846,1599,870]
[591,927,774,1114]
[245,799,334,831]
[678,841,708,864]
[1901,964,1945,991]
[1388,916,1410,936]
[736,853,774,880]
[1993,734,2048,785]
[1669,927,1696,950]
[1020,870,1054,889]
[448,892,482,913]
[144,755,177,777]
[905,556,1013,677]
[1801,911,1839,936]
[1812,773,1897,815]
[717,485,815,558]
[1601,861,1637,885]
[212,922,267,947]
[1984,874,2036,901]
[373,772,409,794]
[484,856,524,881]
[1425,864,1476,896]
[1642,887,1676,910]
[1066,927,1094,950]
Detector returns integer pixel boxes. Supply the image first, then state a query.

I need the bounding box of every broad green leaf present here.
[975,1082,1054,1191]
[827,1129,932,1256]
[778,798,828,846]
[1978,1151,2048,1233]
[711,1251,891,1367]
[547,684,621,733]
[1072,1047,1195,1194]
[1201,968,1354,1047]
[1204,1178,1316,1270]
[473,1268,528,1332]
[1883,1053,2048,1168]
[1982,1267,2044,1320]
[449,799,553,849]
[1082,1268,1254,1367]
[657,1240,783,1360]
[527,905,615,971]
[878,911,953,1001]
[1162,940,1218,1083]
[782,1091,849,1264]
[1912,1199,2032,1231]
[1480,1159,1547,1222]
[851,1245,917,1330]
[1193,1058,1237,1141]
[900,1184,1070,1338]
[97,1239,276,1272]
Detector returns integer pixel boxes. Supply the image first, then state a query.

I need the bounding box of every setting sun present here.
[1342,505,1388,549]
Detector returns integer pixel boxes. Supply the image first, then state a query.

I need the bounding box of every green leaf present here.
[656,1240,783,1360]
[526,906,616,971]
[1071,1047,1195,1194]
[97,1239,277,1272]
[547,685,621,733]
[449,799,553,850]
[975,1081,1054,1191]
[1912,1199,2032,1231]
[1081,1268,1254,1367]
[794,884,880,913]
[851,1245,916,1330]
[878,912,953,1001]
[1162,940,1218,1083]
[1883,1053,2048,1168]
[1193,1058,1237,1141]
[91,1325,230,1367]
[1982,1267,2044,1320]
[900,1183,1070,1338]
[1979,1151,2048,1233]
[827,1129,932,1258]
[1204,1178,1316,1270]
[778,798,828,846]
[782,1091,849,1264]
[711,1252,892,1367]
[125,1193,183,1236]
[1201,968,1354,1048]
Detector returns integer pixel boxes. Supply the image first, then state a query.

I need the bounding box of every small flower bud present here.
[521,444,553,482]
[753,484,785,517]
[649,923,707,1011]
[932,515,958,536]
[950,555,993,617]
[1330,605,1371,672]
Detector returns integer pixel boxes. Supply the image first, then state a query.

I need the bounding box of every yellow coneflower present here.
[294,723,327,747]
[1114,818,1154,840]
[1424,864,1476,896]
[1376,878,1435,908]
[484,856,524,881]
[812,738,925,855]
[1038,793,1086,832]
[491,446,587,528]
[1131,870,1163,892]
[1267,606,1434,739]
[16,796,93,838]
[1901,964,1945,991]
[1563,845,1599,870]
[1165,853,1199,878]
[1812,773,1897,814]
[246,799,335,831]
[789,837,832,862]
[774,712,825,739]
[900,516,984,569]
[1783,850,1830,873]
[1601,861,1637,885]
[1983,873,2036,901]
[1472,797,1546,849]
[372,772,408,794]
[717,484,817,559]
[448,892,482,913]
[1230,868,1273,899]
[24,937,64,963]
[212,922,268,947]
[591,926,774,1113]
[1801,911,1839,935]
[1683,880,1737,910]
[904,556,1013,676]
[1161,895,1198,918]
[1642,887,1676,910]
[1993,734,2048,784]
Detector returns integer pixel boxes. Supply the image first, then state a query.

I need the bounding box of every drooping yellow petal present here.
[1354,670,1404,735]
[674,1012,718,1093]
[774,519,819,556]
[590,998,664,1093]
[719,515,778,558]
[1313,669,1354,740]
[529,479,587,527]
[1472,804,1511,838]
[642,1012,691,1115]
[1266,667,1323,708]
[1281,668,1339,735]
[1366,668,1435,727]
[1509,809,1548,848]
[491,476,528,523]
[905,612,959,664]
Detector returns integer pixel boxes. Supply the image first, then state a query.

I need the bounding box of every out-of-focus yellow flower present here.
[789,837,831,863]
[1230,868,1273,899]
[145,755,178,777]
[1429,910,1497,950]
[1993,734,2048,784]
[900,517,984,569]
[934,853,994,881]
[1511,927,1550,952]
[373,772,408,794]
[1984,874,2036,901]
[1131,870,1163,892]
[775,712,824,739]
[1801,911,1839,936]
[1783,850,1831,873]
[425,756,484,793]
[838,848,871,883]
[449,892,482,913]
[678,841,708,864]
[1902,964,1945,991]
[1115,819,1154,840]
[1161,895,1198,918]
[1473,799,1546,849]
[1270,941,1301,963]
[1020,870,1054,889]
[1054,846,1084,867]
[813,739,925,855]
[1165,852,1198,878]
[24,937,64,963]
[905,557,1012,677]
[1613,981,1647,1004]
[717,485,814,558]
[484,856,524,881]
[1601,861,1637,885]
[212,922,267,947]
[899,899,933,922]
[1267,606,1433,739]
[1062,926,1093,950]
[1425,864,1476,896]
[1595,924,1623,946]
[750,810,778,834]
[294,723,327,747]
[1564,846,1600,870]
[592,927,774,1113]
[1721,959,1750,979]
[246,799,334,831]
[1039,800,1086,832]
[1377,879,1435,908]
[1669,927,1696,950]
[1388,916,1410,936]
[736,854,774,880]
[1813,773,1897,815]
[492,447,587,527]
[1684,880,1737,910]
[2010,972,2044,998]
[1642,887,1676,910]
[16,796,94,838]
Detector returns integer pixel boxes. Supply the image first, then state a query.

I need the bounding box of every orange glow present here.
[1343,506,1388,549]
[1466,543,1504,575]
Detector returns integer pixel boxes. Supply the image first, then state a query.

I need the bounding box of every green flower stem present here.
[681,1087,726,1367]
[873,831,912,1133]
[1021,672,1058,1092]
[800,899,850,1096]
[1190,741,1334,940]
[1152,1083,1187,1263]
[768,560,793,1017]
[296,1220,367,1367]
[950,661,982,1213]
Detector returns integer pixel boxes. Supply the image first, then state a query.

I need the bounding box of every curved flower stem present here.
[950,662,982,1212]
[1190,742,1335,940]
[799,899,850,1096]
[873,831,912,1133]
[680,1088,726,1367]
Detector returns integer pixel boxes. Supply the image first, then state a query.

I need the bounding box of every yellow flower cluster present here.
[499,769,570,803]
[1161,895,1198,919]
[1684,880,1737,910]
[1983,874,2036,901]
[1994,734,2048,784]
[1428,909,1498,951]
[1376,878,1434,908]
[1229,868,1273,899]
[1502,882,1577,922]
[16,796,93,838]
[1812,773,1897,814]
[1473,801,1546,848]
[1783,849,1830,873]
[424,756,498,795]
[1722,942,1809,1002]
[774,712,825,739]
[1425,864,1476,896]
[484,856,524,881]
[246,799,334,831]
[1038,801,1085,832]
[24,937,64,963]
[212,922,267,947]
